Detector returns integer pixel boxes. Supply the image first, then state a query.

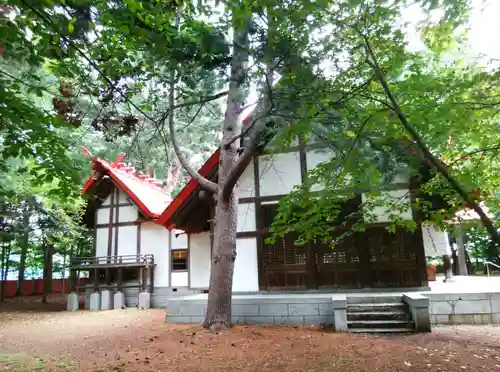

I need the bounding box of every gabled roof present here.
[82,153,171,220]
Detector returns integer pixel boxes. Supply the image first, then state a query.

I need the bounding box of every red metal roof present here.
[82,155,171,219]
[156,149,220,229]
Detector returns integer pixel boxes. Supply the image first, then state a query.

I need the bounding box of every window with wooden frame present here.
[171,249,188,271]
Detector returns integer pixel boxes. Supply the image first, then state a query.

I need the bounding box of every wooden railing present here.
[70,254,154,268]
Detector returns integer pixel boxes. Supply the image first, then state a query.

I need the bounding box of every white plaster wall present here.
[97,208,110,224]
[117,225,137,257]
[258,152,301,197]
[101,191,112,206]
[95,227,110,257]
[141,222,170,287]
[237,203,256,232]
[117,189,129,203]
[233,237,259,292]
[189,232,211,289]
[237,161,256,199]
[118,205,138,222]
[172,229,188,249]
[422,224,452,256]
[361,189,413,223]
[171,272,189,287]
[306,148,333,172]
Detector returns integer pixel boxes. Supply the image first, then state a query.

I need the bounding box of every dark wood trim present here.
[136,222,142,255]
[114,189,120,257]
[98,202,134,209]
[92,209,97,256]
[239,183,411,205]
[240,195,282,204]
[96,220,143,228]
[107,187,115,258]
[298,136,308,184]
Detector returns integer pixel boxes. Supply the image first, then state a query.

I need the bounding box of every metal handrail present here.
[484,261,500,277]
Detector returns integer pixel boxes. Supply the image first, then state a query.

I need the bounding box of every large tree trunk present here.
[16,204,30,296]
[203,10,250,331]
[42,239,53,304]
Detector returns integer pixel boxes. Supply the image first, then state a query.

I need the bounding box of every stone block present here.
[232,304,259,316]
[273,316,304,325]
[449,314,474,324]
[177,303,205,316]
[244,316,274,324]
[473,314,492,325]
[259,303,288,316]
[403,293,429,308]
[138,292,151,309]
[89,292,100,311]
[430,314,438,325]
[166,316,194,323]
[231,316,247,325]
[430,301,452,315]
[490,298,500,313]
[319,303,333,316]
[331,294,347,309]
[435,314,450,324]
[492,313,500,324]
[288,303,319,316]
[333,308,348,332]
[304,315,334,326]
[190,316,205,324]
[67,292,79,311]
[100,290,113,310]
[113,292,125,309]
[454,300,491,314]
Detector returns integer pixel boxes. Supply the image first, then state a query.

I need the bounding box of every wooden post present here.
[117,268,123,292]
[93,268,99,291]
[455,224,468,276]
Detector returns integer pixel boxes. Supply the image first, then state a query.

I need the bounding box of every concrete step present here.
[347,303,407,312]
[347,310,411,321]
[346,295,403,304]
[349,327,415,334]
[348,319,414,329]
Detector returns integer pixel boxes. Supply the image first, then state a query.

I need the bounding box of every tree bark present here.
[0,241,12,302]
[16,204,30,296]
[202,11,251,331]
[42,238,53,304]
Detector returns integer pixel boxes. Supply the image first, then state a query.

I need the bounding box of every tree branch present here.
[360,32,500,247]
[167,76,219,195]
[447,144,500,167]
[159,91,229,123]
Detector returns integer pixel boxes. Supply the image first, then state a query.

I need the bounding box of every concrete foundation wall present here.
[426,292,500,325]
[166,294,338,326]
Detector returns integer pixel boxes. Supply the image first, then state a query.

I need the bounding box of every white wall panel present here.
[306,148,333,171]
[97,208,110,224]
[118,206,138,222]
[236,161,256,199]
[189,232,211,289]
[117,225,137,257]
[233,237,259,292]
[101,192,112,206]
[171,272,189,287]
[141,222,170,287]
[117,189,129,204]
[361,189,413,223]
[172,229,188,249]
[258,152,301,197]
[237,203,256,232]
[422,224,452,257]
[95,228,110,257]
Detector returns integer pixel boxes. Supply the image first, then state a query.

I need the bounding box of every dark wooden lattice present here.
[258,199,424,290]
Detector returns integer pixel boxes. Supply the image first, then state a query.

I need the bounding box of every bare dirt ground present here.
[2,295,500,371]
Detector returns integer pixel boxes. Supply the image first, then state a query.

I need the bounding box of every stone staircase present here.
[346,295,415,333]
